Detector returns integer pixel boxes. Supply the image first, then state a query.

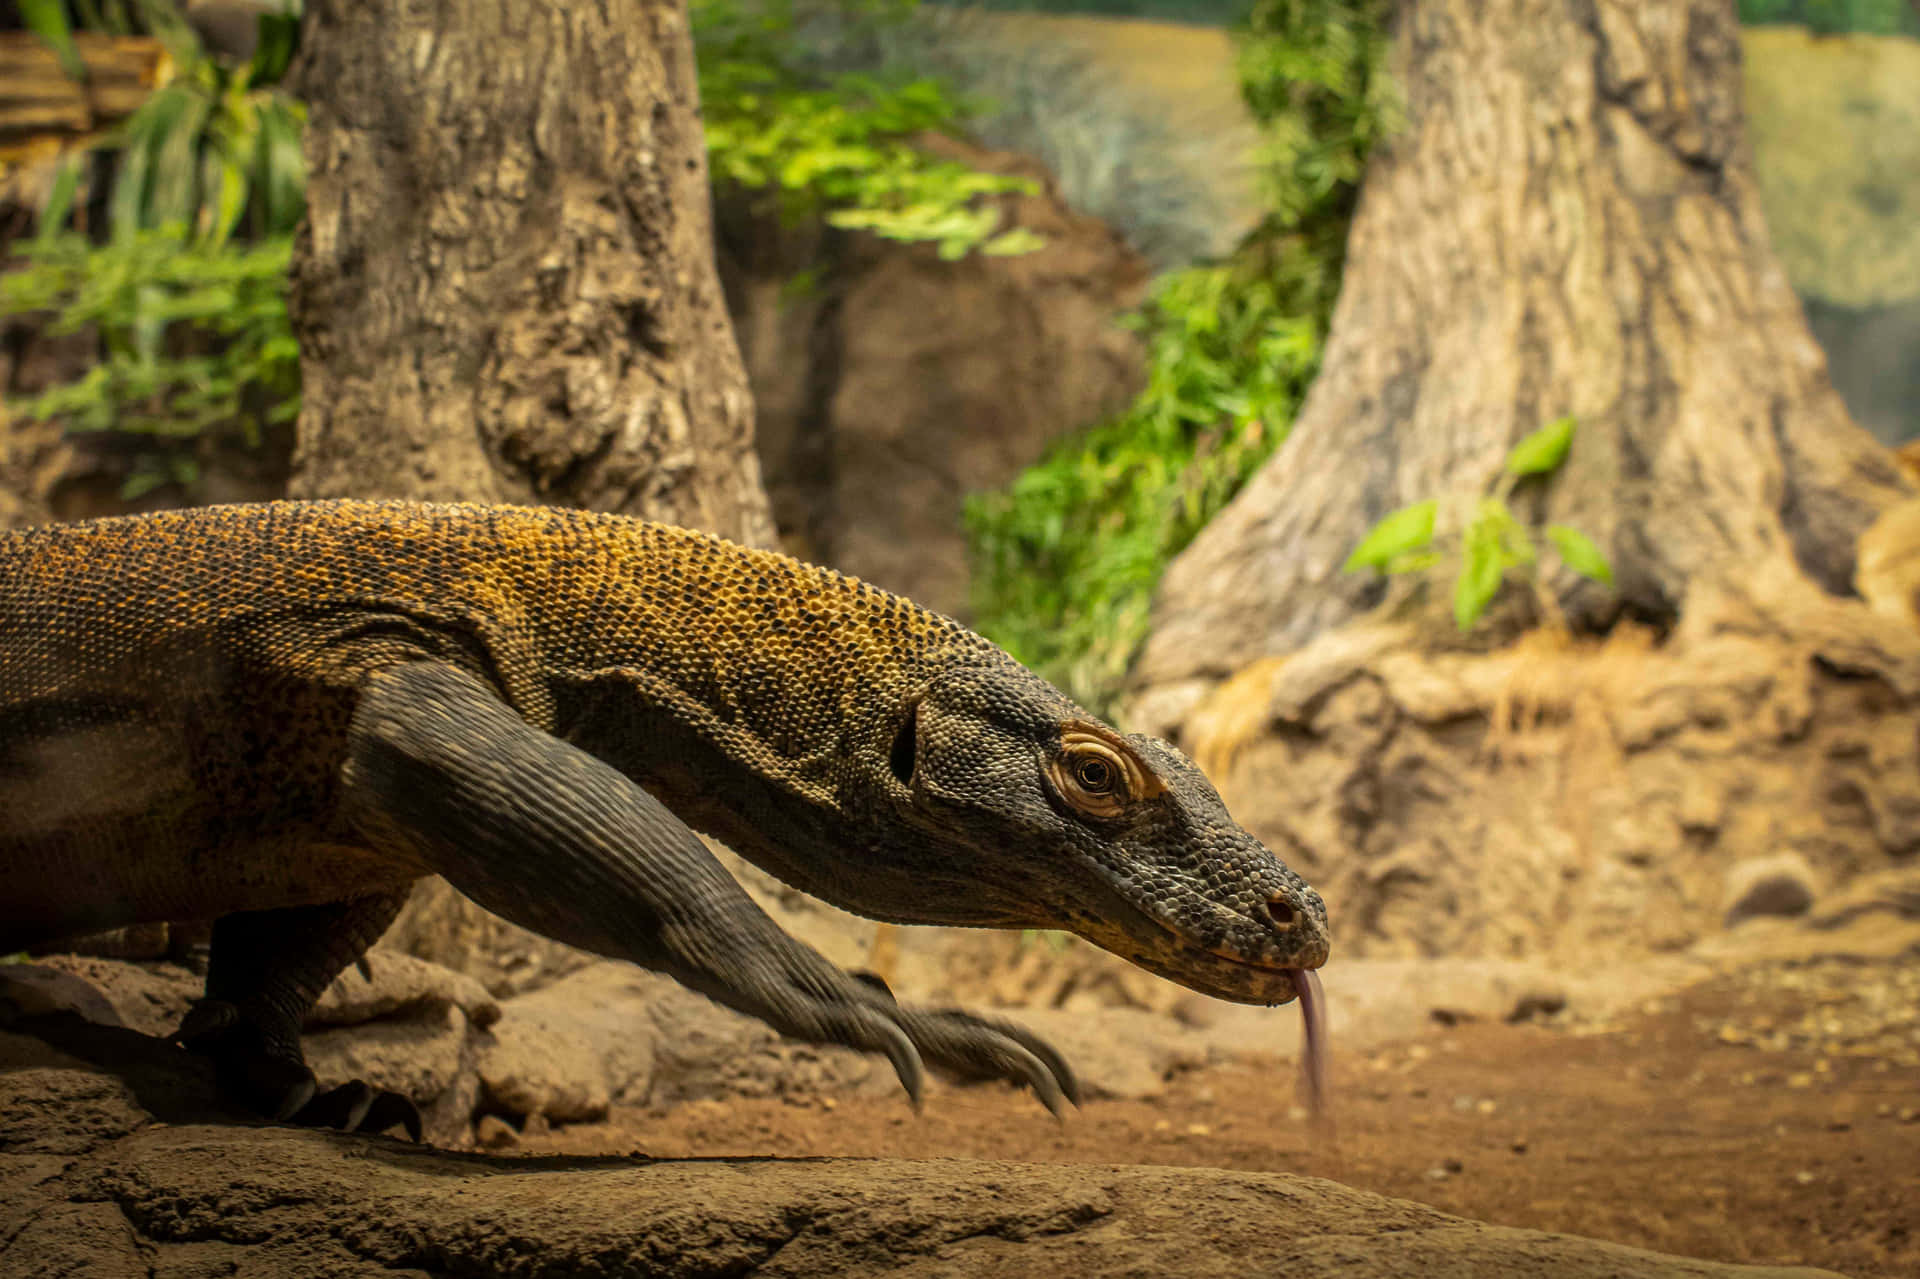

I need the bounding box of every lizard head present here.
[877,658,1329,1006]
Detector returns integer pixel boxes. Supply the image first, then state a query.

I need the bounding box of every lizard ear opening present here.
[889,703,919,787]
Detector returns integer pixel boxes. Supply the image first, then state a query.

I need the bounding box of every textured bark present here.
[287,0,772,546]
[1134,0,1908,699]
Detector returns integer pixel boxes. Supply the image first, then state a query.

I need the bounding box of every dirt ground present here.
[519,957,1920,1279]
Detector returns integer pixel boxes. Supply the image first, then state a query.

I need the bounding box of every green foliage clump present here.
[964,0,1394,714]
[1,227,299,497]
[1343,417,1613,634]
[1737,0,1920,35]
[696,0,1043,258]
[3,2,305,494]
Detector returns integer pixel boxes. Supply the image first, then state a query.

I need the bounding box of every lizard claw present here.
[296,1080,424,1141]
[755,964,1077,1114]
[891,1008,1081,1117]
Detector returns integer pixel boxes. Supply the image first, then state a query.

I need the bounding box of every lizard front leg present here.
[340,661,1079,1115]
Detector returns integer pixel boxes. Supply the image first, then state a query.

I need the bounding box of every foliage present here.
[1342,418,1614,634]
[964,0,1394,714]
[695,0,1042,258]
[20,0,306,242]
[1,227,300,496]
[1737,0,1920,35]
[7,2,305,493]
[7,0,1033,490]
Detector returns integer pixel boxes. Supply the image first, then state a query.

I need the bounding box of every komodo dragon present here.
[1,499,1328,1134]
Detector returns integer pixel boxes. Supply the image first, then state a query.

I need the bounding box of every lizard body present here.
[2,500,1328,1126]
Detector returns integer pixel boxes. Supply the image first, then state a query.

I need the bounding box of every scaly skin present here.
[1,500,1328,1126]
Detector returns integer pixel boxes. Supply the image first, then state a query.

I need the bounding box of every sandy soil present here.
[519,958,1920,1279]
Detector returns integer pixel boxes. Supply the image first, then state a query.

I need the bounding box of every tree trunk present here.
[287,0,772,547]
[1134,0,1907,707]
[1122,0,1920,966]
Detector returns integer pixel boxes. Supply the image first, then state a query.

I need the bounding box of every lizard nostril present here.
[1266,898,1296,928]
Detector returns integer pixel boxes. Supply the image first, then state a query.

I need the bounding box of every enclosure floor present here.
[522,957,1920,1279]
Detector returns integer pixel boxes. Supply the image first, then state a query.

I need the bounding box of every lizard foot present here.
[171,999,422,1139]
[889,1007,1083,1118]
[734,963,1081,1117]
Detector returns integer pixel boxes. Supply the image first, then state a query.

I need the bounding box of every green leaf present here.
[1547,524,1614,586]
[22,0,87,83]
[1504,415,1576,477]
[981,228,1046,257]
[1454,522,1505,632]
[1384,549,1442,574]
[250,12,300,85]
[36,154,83,239]
[1344,499,1437,572]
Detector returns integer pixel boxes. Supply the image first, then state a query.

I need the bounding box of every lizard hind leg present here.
[176,890,422,1139]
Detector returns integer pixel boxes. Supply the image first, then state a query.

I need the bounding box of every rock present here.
[310,949,500,1030]
[1129,609,1920,965]
[0,962,129,1031]
[0,1025,1846,1279]
[1,955,201,1039]
[474,1114,519,1149]
[477,1004,615,1125]
[1724,854,1819,927]
[1007,1008,1211,1100]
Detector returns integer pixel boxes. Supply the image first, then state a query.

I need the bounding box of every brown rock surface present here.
[0,1020,1845,1279]
[1132,589,1920,965]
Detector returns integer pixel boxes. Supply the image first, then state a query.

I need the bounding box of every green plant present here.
[964,0,1394,714]
[1737,0,1920,35]
[22,0,306,242]
[1,226,300,496]
[966,263,1318,710]
[695,0,1043,258]
[1342,417,1614,633]
[8,0,1034,492]
[8,1,305,494]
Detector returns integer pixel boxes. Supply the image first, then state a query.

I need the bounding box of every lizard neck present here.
[536,514,992,884]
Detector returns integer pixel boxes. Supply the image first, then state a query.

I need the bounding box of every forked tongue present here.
[1287,967,1333,1140]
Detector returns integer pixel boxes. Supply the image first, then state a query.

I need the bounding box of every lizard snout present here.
[1261,884,1330,969]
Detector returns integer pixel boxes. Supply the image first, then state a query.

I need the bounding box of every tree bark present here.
[286,0,772,546]
[1133,0,1908,706]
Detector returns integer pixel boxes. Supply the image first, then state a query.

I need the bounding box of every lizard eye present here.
[1072,755,1115,793]
[1050,726,1159,820]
